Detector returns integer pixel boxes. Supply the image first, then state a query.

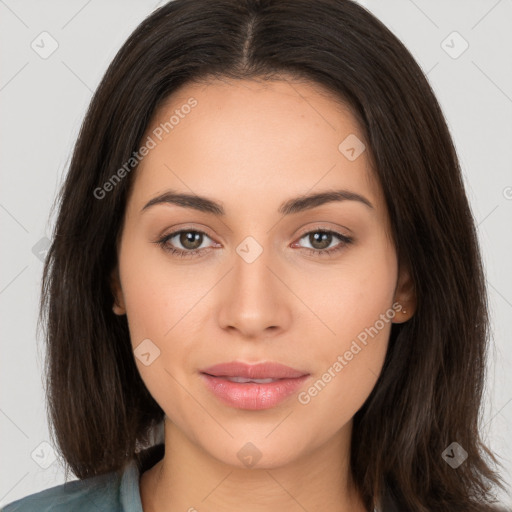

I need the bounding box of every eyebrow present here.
[141,188,374,216]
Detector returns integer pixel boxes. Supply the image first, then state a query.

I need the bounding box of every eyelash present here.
[155,227,353,259]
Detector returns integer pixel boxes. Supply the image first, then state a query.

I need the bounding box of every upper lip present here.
[200,361,309,379]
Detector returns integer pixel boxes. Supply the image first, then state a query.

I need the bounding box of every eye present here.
[155,227,354,259]
[292,228,353,257]
[155,229,216,258]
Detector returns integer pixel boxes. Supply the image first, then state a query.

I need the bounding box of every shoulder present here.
[1,444,163,512]
[1,469,123,512]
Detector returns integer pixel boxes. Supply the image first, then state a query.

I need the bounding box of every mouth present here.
[199,361,310,410]
[202,375,285,384]
[199,360,309,380]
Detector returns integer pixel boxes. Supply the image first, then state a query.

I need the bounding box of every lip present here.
[199,361,310,410]
[200,361,308,379]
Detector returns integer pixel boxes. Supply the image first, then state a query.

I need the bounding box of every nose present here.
[217,242,292,340]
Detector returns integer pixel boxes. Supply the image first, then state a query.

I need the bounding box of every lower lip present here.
[200,373,310,410]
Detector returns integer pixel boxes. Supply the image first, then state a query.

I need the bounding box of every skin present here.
[111,76,416,512]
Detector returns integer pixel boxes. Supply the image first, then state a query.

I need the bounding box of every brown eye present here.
[294,229,354,257]
[307,231,334,250]
[178,231,204,250]
[156,229,214,257]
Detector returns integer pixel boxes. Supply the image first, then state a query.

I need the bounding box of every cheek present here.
[293,234,397,419]
[295,231,397,347]
[118,234,200,342]
[118,234,216,406]
[117,238,199,414]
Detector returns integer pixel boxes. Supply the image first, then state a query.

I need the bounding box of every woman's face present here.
[112,77,414,469]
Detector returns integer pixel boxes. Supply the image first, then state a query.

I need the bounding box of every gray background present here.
[1,0,511,507]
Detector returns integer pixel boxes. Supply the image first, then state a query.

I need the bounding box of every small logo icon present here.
[338,134,366,161]
[31,441,57,469]
[31,31,59,59]
[236,236,263,263]
[441,31,469,59]
[134,338,161,366]
[441,441,468,468]
[237,442,262,468]
[31,237,51,262]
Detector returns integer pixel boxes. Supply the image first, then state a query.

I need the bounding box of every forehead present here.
[127,77,381,214]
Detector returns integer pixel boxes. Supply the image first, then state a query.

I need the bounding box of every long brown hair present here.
[40,0,508,510]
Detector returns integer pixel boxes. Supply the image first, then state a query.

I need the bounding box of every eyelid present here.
[157,223,352,247]
[157,223,217,241]
[291,226,354,256]
[294,222,352,239]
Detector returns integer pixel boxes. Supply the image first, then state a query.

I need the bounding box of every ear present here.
[392,264,416,324]
[110,266,126,315]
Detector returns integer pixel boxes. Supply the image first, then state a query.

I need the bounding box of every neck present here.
[140,418,367,512]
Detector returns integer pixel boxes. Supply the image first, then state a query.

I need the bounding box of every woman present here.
[2,0,509,511]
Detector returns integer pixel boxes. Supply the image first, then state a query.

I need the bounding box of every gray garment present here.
[1,456,142,512]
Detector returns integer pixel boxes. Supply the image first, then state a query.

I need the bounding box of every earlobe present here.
[110,267,126,316]
[392,265,416,324]
[112,300,126,316]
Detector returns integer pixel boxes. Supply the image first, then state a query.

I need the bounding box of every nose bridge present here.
[218,233,290,336]
[235,236,273,296]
